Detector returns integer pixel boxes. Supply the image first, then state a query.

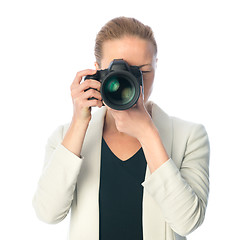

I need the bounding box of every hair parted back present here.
[94,16,157,66]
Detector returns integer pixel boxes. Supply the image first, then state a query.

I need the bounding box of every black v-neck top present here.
[99,137,147,240]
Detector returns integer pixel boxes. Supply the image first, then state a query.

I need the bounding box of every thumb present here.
[136,86,144,106]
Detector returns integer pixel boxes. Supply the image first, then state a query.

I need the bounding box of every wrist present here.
[138,121,159,145]
[138,121,169,173]
[71,116,90,128]
[62,116,90,157]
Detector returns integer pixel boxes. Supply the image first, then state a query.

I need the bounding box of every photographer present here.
[33,17,210,240]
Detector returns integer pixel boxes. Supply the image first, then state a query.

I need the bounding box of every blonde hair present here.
[94,17,157,66]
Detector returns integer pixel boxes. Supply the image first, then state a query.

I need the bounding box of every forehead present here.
[101,36,155,67]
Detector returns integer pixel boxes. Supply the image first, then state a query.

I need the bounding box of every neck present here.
[104,110,118,133]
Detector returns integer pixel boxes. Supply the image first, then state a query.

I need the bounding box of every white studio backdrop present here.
[0,0,239,239]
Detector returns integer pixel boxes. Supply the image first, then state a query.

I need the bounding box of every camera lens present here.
[104,76,135,104]
[101,72,140,110]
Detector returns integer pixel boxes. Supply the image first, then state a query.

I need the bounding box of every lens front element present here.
[104,76,135,105]
[101,72,140,110]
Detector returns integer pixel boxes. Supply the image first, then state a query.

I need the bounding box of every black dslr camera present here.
[84,59,143,110]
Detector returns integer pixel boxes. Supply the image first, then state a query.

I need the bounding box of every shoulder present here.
[171,116,209,159]
[149,101,208,137]
[171,116,208,139]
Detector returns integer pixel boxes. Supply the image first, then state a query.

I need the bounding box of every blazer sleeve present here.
[32,125,83,224]
[141,123,210,236]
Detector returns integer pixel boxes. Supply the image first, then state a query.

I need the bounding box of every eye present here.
[141,70,152,74]
[137,63,153,74]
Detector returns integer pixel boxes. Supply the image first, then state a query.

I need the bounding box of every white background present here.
[0,0,239,239]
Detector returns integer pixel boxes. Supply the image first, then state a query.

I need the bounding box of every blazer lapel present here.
[76,107,107,240]
[142,101,173,240]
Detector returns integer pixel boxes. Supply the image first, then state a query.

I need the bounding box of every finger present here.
[140,86,144,100]
[135,86,144,106]
[71,87,102,102]
[82,88,102,101]
[80,79,101,92]
[72,69,97,86]
[82,98,103,108]
[71,80,101,97]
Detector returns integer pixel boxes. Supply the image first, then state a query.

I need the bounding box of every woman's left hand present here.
[107,89,155,141]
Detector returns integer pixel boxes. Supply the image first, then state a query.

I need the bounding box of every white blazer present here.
[33,101,210,240]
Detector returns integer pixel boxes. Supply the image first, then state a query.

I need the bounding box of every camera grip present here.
[84,73,100,101]
[84,71,99,81]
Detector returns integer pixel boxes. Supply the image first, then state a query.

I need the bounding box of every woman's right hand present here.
[70,69,103,124]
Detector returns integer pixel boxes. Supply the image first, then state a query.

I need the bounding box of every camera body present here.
[84,59,143,110]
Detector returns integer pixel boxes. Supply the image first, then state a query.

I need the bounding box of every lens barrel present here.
[101,71,140,110]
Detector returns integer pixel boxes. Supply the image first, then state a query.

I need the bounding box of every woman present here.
[33,17,210,240]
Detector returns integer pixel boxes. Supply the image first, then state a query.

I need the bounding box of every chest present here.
[102,132,142,161]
